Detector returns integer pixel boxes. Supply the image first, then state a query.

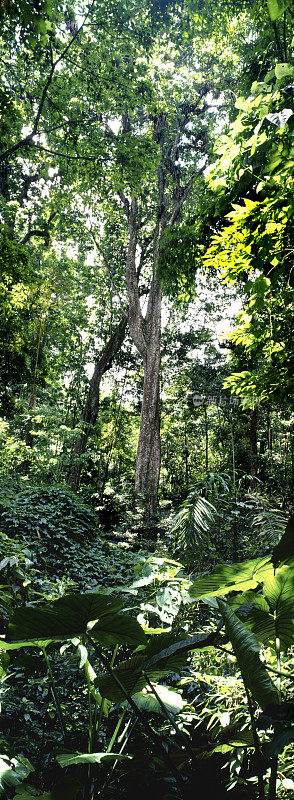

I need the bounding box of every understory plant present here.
[0,516,294,799]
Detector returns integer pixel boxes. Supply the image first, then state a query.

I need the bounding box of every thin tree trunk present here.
[291,425,294,501]
[67,316,127,492]
[231,417,238,561]
[184,417,189,486]
[204,404,209,473]
[249,408,258,487]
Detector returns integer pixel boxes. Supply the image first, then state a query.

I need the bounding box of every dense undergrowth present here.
[1,483,294,800]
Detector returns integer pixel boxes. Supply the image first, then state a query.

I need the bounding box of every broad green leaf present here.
[223,729,255,748]
[275,63,294,81]
[228,589,269,613]
[130,684,185,716]
[262,566,294,649]
[95,653,147,702]
[217,600,280,710]
[6,593,122,645]
[209,728,255,754]
[95,630,213,702]
[56,752,131,767]
[0,638,53,652]
[264,726,294,757]
[0,755,34,797]
[244,607,277,648]
[272,515,294,567]
[91,614,146,647]
[0,651,10,672]
[189,557,272,600]
[143,631,214,670]
[267,0,291,21]
[15,777,83,799]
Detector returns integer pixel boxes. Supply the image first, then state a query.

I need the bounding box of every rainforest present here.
[0,0,294,797]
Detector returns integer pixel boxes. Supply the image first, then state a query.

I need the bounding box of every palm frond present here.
[251,504,288,546]
[171,493,217,562]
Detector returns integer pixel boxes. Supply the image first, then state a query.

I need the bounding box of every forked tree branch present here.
[0,0,95,164]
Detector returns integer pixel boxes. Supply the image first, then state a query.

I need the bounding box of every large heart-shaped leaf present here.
[95,630,215,702]
[272,515,294,567]
[267,0,291,21]
[91,614,146,647]
[217,600,280,710]
[243,607,276,648]
[261,566,294,650]
[189,557,272,600]
[227,573,294,651]
[5,593,122,646]
[15,777,82,800]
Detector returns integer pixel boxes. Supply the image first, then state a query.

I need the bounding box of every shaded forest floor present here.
[1,483,294,800]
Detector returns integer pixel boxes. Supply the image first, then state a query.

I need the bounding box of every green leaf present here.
[56,752,131,767]
[263,726,294,757]
[262,566,294,649]
[224,729,255,748]
[0,638,53,652]
[244,607,277,648]
[217,600,280,710]
[275,63,294,81]
[0,755,34,797]
[189,557,272,599]
[130,684,185,716]
[95,630,213,702]
[15,777,83,799]
[272,515,294,567]
[267,0,291,21]
[6,593,122,645]
[91,614,146,647]
[143,631,214,670]
[95,652,147,702]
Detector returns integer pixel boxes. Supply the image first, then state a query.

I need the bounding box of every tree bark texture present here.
[124,197,163,514]
[134,297,161,513]
[67,315,127,492]
[114,96,209,512]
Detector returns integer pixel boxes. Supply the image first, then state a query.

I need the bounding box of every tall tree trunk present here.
[204,403,209,473]
[67,315,127,492]
[230,417,238,561]
[249,408,258,487]
[291,425,294,502]
[123,194,164,515]
[117,101,208,513]
[184,416,189,486]
[134,315,161,513]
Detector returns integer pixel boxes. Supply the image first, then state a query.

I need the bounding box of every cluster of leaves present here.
[0,230,40,416]
[0,504,294,799]
[204,56,294,405]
